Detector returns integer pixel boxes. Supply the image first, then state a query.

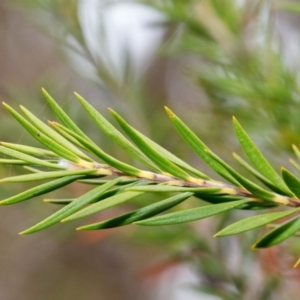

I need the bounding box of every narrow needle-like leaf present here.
[0,159,29,165]
[233,117,292,196]
[127,185,221,194]
[206,150,288,204]
[1,142,57,157]
[50,122,145,177]
[20,105,92,162]
[290,159,300,173]
[87,181,145,204]
[135,131,209,179]
[75,93,161,172]
[42,88,89,138]
[0,169,97,183]
[49,122,88,150]
[292,144,300,162]
[0,146,64,170]
[78,178,136,185]
[62,190,146,222]
[77,192,193,230]
[110,109,192,181]
[19,177,121,234]
[23,166,43,173]
[233,152,286,195]
[281,168,300,199]
[3,103,82,163]
[215,209,299,237]
[44,199,73,205]
[253,215,300,248]
[135,199,250,226]
[0,175,83,205]
[165,107,240,186]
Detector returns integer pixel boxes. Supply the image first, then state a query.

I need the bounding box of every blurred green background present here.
[1,0,300,299]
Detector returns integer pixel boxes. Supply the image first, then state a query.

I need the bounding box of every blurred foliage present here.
[146,0,300,151]
[3,0,300,299]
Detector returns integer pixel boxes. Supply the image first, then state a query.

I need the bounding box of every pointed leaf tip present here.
[233,117,292,196]
[41,88,49,95]
[281,168,300,198]
[214,209,299,237]
[108,108,116,114]
[73,92,81,98]
[135,199,249,226]
[164,106,174,117]
[252,215,300,248]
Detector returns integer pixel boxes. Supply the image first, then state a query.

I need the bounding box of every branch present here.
[1,89,300,265]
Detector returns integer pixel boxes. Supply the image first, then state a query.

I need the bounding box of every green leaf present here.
[233,153,286,195]
[75,92,161,172]
[206,150,287,204]
[0,146,64,170]
[3,103,82,163]
[0,168,98,183]
[20,178,121,234]
[127,185,221,194]
[42,89,96,151]
[1,142,57,158]
[110,109,192,181]
[215,209,299,237]
[42,88,89,138]
[62,190,146,222]
[253,215,300,248]
[233,117,292,196]
[135,199,250,226]
[50,123,88,150]
[23,166,43,173]
[281,168,300,199]
[292,144,300,161]
[0,159,30,165]
[44,199,73,205]
[78,178,137,185]
[133,129,209,179]
[198,195,276,210]
[77,192,193,230]
[165,107,240,186]
[20,105,92,162]
[290,159,300,173]
[94,180,147,201]
[50,122,143,177]
[195,194,245,204]
[0,175,83,205]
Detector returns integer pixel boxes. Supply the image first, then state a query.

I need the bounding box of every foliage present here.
[2,89,300,266]
[4,1,300,298]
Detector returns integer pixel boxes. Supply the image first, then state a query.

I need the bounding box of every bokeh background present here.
[1,0,300,299]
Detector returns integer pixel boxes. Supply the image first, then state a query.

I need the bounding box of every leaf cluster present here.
[1,90,300,266]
